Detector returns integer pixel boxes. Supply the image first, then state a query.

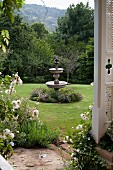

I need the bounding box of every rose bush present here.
[0,72,59,159]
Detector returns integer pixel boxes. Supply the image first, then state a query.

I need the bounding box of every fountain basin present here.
[46,81,67,90]
[49,68,63,74]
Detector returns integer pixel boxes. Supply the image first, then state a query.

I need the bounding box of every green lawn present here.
[14,84,94,136]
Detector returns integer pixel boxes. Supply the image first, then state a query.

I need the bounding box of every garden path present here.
[8,144,71,170]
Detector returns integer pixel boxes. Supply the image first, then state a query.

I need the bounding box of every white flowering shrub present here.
[0,72,59,158]
[0,72,23,158]
[68,106,108,170]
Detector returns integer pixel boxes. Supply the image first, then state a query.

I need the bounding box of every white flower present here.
[13,115,19,120]
[65,136,69,141]
[32,109,39,117]
[5,89,10,94]
[70,138,73,143]
[76,149,80,152]
[3,129,11,135]
[0,72,2,75]
[15,72,18,77]
[12,101,20,110]
[12,88,16,93]
[0,135,3,139]
[90,82,94,86]
[80,114,88,120]
[10,80,17,86]
[0,135,7,139]
[76,124,82,130]
[17,77,23,85]
[74,149,80,152]
[86,112,89,115]
[16,131,19,133]
[71,152,74,157]
[63,140,67,143]
[1,135,7,139]
[12,100,17,106]
[13,73,23,85]
[74,157,78,161]
[89,105,92,110]
[9,142,14,146]
[13,105,20,110]
[12,100,21,110]
[9,133,14,138]
[17,99,21,106]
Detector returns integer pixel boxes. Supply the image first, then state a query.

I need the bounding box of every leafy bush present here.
[67,106,108,170]
[30,87,83,103]
[0,133,14,159]
[98,121,113,152]
[15,119,59,147]
[22,75,51,83]
[0,73,59,158]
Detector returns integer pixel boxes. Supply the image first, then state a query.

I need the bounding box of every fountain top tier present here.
[46,56,67,90]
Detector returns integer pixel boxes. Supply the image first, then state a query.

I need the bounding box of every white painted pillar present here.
[92,0,106,143]
[92,0,113,143]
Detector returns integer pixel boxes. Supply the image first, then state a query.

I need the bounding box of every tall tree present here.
[31,22,49,39]
[0,14,54,80]
[56,2,94,43]
[75,38,94,84]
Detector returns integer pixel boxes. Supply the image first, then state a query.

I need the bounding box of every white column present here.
[92,0,106,143]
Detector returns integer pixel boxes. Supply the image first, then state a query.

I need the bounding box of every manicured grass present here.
[14,84,94,136]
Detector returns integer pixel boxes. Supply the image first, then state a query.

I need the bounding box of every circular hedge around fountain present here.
[30,87,83,103]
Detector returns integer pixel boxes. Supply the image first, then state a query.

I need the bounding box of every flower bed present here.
[30,88,83,103]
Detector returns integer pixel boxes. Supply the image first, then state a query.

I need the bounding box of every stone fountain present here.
[46,56,67,90]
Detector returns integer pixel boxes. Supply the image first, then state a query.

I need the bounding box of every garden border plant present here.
[30,87,83,103]
[0,72,59,159]
[63,105,110,170]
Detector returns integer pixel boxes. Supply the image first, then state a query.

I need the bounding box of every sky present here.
[25,0,94,10]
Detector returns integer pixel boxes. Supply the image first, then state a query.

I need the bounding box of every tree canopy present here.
[56,2,94,43]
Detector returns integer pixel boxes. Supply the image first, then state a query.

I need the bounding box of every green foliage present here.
[47,2,94,85]
[98,121,113,152]
[0,0,60,159]
[0,29,10,53]
[0,0,24,22]
[0,14,54,78]
[75,38,94,84]
[0,0,24,52]
[31,22,49,39]
[16,119,59,148]
[13,84,94,135]
[0,137,13,159]
[70,107,108,170]
[0,74,16,159]
[0,1,94,85]
[30,87,83,103]
[57,2,94,43]
[0,73,59,158]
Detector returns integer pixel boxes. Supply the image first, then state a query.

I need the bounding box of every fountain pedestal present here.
[46,57,67,90]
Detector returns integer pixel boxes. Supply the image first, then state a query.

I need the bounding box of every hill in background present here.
[18,4,66,32]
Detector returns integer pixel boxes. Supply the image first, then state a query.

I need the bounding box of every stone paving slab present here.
[8,146,71,170]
